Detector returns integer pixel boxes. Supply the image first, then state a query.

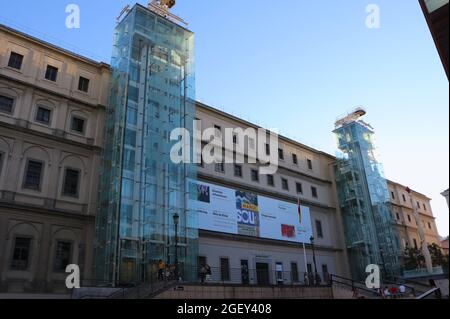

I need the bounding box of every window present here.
[428,222,432,230]
[45,65,58,82]
[292,154,298,165]
[124,149,136,172]
[396,213,400,220]
[417,202,421,209]
[413,239,418,249]
[234,165,242,177]
[8,52,24,70]
[214,125,221,137]
[407,215,412,223]
[423,204,427,211]
[307,159,313,170]
[62,168,80,197]
[291,262,299,283]
[11,237,31,270]
[265,143,270,155]
[251,169,259,182]
[281,178,289,190]
[0,95,14,114]
[220,257,230,281]
[215,162,225,173]
[278,149,284,160]
[23,159,44,191]
[267,175,275,186]
[307,263,313,274]
[296,182,303,194]
[233,134,238,144]
[71,116,85,134]
[391,192,395,200]
[402,194,406,202]
[78,76,90,92]
[54,241,72,272]
[311,186,318,198]
[316,220,323,238]
[35,106,52,125]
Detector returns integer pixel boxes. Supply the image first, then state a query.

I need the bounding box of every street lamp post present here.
[310,236,319,286]
[173,213,179,281]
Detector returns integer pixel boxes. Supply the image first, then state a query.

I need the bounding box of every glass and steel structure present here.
[334,118,401,280]
[94,4,197,286]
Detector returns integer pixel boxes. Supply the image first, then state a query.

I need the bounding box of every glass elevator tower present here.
[334,109,401,280]
[94,3,197,286]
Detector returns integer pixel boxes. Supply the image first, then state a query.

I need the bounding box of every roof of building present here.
[0,24,110,69]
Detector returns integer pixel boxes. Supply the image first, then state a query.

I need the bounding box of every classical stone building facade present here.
[388,180,442,253]
[0,25,109,293]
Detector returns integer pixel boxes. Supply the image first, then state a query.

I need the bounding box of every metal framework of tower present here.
[333,110,401,280]
[94,3,197,286]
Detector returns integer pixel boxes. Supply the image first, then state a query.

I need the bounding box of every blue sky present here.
[0,0,448,236]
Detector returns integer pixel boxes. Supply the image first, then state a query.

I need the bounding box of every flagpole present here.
[298,198,309,281]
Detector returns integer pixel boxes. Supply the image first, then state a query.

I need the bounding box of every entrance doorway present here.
[256,262,270,286]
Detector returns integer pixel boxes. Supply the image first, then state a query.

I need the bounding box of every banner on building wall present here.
[188,180,313,244]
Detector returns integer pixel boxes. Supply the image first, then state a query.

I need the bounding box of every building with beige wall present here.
[195,103,351,283]
[387,180,441,256]
[0,25,109,293]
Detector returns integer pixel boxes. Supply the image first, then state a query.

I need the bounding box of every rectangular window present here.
[428,222,432,230]
[8,52,24,70]
[78,76,90,92]
[391,192,395,200]
[267,175,275,186]
[23,160,43,191]
[402,194,406,202]
[296,182,303,194]
[71,116,86,134]
[0,95,14,113]
[11,237,31,270]
[234,164,242,177]
[396,213,400,220]
[307,159,313,170]
[62,168,80,197]
[311,186,318,198]
[291,262,299,283]
[407,215,412,223]
[265,144,270,155]
[282,178,289,190]
[417,202,421,209]
[307,263,312,274]
[423,204,427,211]
[251,169,259,182]
[322,264,329,280]
[35,106,51,125]
[214,125,221,137]
[215,162,225,173]
[45,65,58,82]
[278,149,284,160]
[316,220,323,238]
[54,241,72,272]
[220,257,230,281]
[292,154,298,165]
[124,149,136,172]
[233,134,238,144]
